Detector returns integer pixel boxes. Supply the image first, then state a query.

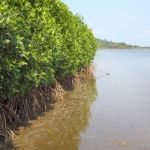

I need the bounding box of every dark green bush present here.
[0,0,96,100]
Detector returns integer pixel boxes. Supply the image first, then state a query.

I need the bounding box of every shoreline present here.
[0,65,94,149]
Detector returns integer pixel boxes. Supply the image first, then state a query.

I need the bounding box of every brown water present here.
[14,77,97,150]
[14,49,150,150]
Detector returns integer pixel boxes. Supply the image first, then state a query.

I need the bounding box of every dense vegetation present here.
[96,38,150,49]
[0,0,97,101]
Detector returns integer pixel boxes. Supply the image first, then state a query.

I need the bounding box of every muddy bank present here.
[0,65,94,149]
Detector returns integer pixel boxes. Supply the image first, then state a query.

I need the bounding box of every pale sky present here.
[62,0,150,46]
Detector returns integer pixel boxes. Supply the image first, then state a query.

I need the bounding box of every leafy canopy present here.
[0,0,96,100]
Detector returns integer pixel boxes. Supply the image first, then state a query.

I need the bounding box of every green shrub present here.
[0,0,96,100]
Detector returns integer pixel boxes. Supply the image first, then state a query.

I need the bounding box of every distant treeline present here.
[96,38,150,49]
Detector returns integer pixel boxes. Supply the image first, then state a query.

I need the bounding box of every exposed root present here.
[58,65,94,90]
[0,65,94,147]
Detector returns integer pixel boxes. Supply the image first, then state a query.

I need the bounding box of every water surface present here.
[15,49,150,150]
[14,77,97,150]
[80,49,150,150]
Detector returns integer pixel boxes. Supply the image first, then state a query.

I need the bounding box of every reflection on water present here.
[15,49,150,150]
[80,49,150,150]
[14,77,97,150]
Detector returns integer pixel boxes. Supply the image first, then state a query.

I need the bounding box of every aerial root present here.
[0,65,94,147]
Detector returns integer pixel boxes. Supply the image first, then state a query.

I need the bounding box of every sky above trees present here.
[62,0,150,46]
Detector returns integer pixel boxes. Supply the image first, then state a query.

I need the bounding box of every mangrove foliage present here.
[0,0,97,101]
